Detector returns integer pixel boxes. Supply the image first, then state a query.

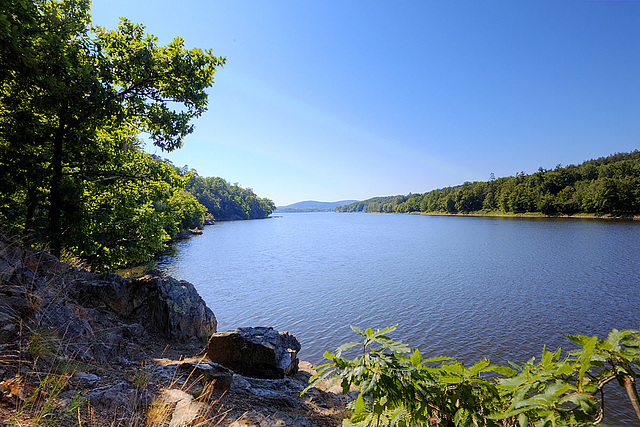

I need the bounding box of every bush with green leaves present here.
[307,325,640,427]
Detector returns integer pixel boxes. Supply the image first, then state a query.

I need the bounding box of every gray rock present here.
[179,361,234,390]
[160,389,208,427]
[131,275,216,342]
[87,382,137,412]
[0,256,21,283]
[228,374,304,408]
[74,371,100,382]
[229,410,313,427]
[231,374,252,391]
[122,323,145,339]
[71,274,217,342]
[206,327,301,379]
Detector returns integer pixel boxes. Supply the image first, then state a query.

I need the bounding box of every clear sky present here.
[90,1,639,207]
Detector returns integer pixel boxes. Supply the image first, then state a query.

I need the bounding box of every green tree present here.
[335,151,640,218]
[66,127,206,270]
[0,0,224,258]
[185,175,275,221]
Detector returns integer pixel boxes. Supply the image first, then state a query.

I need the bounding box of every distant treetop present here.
[336,151,640,217]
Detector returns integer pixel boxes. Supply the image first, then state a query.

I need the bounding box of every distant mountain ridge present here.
[275,200,359,213]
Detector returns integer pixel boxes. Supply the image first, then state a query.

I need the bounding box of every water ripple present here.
[158,213,640,425]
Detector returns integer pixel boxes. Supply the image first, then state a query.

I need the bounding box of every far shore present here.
[410,211,640,221]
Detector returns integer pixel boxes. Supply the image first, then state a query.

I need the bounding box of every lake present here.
[156,212,640,425]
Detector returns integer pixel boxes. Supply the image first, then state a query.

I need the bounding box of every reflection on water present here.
[156,213,640,425]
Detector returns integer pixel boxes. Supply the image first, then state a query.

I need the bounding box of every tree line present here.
[0,0,273,271]
[183,172,275,221]
[337,151,640,217]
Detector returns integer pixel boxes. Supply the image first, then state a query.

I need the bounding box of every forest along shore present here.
[336,151,640,217]
[0,236,349,426]
[413,212,640,220]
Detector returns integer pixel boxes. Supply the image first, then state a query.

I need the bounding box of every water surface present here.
[157,213,640,424]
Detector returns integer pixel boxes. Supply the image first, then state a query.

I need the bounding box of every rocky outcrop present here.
[0,238,73,345]
[206,327,301,379]
[0,237,216,362]
[219,360,351,426]
[71,273,217,343]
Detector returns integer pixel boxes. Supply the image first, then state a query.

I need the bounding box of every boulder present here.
[72,274,217,342]
[128,275,217,342]
[206,327,301,379]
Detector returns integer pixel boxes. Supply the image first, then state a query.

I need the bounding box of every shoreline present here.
[0,236,348,426]
[407,211,640,221]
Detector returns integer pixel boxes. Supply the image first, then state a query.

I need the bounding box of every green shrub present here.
[307,325,640,426]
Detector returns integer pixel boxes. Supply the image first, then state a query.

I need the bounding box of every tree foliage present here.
[308,325,640,427]
[336,152,640,217]
[0,0,268,270]
[185,174,275,220]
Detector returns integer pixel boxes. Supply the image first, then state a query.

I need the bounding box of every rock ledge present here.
[207,327,301,379]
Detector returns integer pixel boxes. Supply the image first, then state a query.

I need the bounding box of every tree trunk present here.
[623,375,640,423]
[24,183,38,243]
[49,115,66,258]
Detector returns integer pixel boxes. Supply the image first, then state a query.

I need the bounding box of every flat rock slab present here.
[207,327,301,379]
[179,361,234,390]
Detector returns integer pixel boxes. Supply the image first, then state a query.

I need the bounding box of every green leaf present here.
[468,359,491,377]
[558,392,590,406]
[361,372,380,394]
[606,329,624,350]
[440,375,463,385]
[389,407,406,426]
[498,377,527,388]
[518,413,529,427]
[354,392,365,414]
[493,365,517,377]
[351,325,366,337]
[374,324,399,336]
[621,334,640,349]
[410,348,422,367]
[336,342,360,356]
[493,406,533,420]
[554,362,575,376]
[376,336,410,354]
[454,408,471,427]
[543,380,571,397]
[577,336,597,390]
[443,362,465,376]
[566,335,591,346]
[347,411,368,424]
[542,349,554,369]
[422,355,454,364]
[323,351,336,361]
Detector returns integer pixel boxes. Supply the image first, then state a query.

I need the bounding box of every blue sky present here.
[91,1,640,207]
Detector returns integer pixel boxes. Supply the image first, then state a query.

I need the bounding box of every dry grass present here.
[144,382,227,427]
[141,354,229,427]
[1,355,229,427]
[0,235,229,427]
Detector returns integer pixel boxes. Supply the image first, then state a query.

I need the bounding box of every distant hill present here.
[274,200,359,213]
